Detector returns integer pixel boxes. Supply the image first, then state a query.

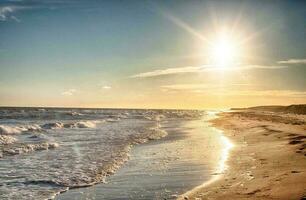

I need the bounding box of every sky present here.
[0,0,305,109]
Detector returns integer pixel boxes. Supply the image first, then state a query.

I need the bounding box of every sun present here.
[210,33,239,68]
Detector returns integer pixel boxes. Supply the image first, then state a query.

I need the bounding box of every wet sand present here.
[57,114,232,199]
[182,110,306,200]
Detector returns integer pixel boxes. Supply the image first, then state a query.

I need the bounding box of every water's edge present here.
[57,113,232,200]
[53,125,169,199]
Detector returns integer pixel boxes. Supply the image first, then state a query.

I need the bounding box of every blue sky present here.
[0,0,305,108]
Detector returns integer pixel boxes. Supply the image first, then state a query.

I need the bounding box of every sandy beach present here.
[182,109,306,200]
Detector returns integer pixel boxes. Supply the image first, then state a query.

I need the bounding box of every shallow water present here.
[0,108,203,200]
[57,113,231,200]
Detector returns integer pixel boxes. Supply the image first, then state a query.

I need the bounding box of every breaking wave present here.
[0,124,42,135]
[1,142,59,157]
[42,120,98,129]
[0,121,99,135]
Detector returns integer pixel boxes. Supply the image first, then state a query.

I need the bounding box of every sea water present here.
[0,108,204,199]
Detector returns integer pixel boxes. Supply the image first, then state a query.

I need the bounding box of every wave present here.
[65,111,84,116]
[42,121,97,129]
[64,121,97,128]
[0,120,100,136]
[0,108,117,121]
[105,118,120,123]
[1,142,59,157]
[0,125,42,135]
[0,125,24,134]
[41,122,64,129]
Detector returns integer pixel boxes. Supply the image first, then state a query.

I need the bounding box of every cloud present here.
[161,84,306,98]
[244,65,287,69]
[0,6,21,22]
[130,64,288,78]
[0,6,15,21]
[130,66,204,78]
[160,83,306,98]
[161,83,251,91]
[102,85,111,90]
[218,90,306,97]
[61,89,77,96]
[161,84,212,90]
[277,59,306,64]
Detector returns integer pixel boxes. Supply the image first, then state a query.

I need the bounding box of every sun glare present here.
[210,33,239,68]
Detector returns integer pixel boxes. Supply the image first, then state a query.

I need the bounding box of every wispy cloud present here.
[161,83,252,91]
[130,66,204,78]
[278,59,306,64]
[61,89,77,96]
[161,84,306,98]
[244,65,287,69]
[130,64,288,78]
[218,90,306,97]
[0,0,63,23]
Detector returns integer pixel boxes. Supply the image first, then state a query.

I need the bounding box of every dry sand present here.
[180,110,306,200]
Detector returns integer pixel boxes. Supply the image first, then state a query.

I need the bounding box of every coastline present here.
[56,114,230,199]
[181,110,306,200]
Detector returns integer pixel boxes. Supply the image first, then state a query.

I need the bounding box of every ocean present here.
[0,107,217,199]
[0,108,232,199]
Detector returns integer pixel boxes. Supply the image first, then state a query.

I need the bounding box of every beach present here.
[1,107,305,199]
[183,109,306,200]
[56,112,231,199]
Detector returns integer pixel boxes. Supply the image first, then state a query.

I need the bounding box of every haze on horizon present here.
[0,0,305,109]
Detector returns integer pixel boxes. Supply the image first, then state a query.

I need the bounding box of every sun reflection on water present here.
[217,135,234,173]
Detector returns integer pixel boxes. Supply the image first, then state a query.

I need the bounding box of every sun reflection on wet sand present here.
[179,112,234,199]
[217,134,234,173]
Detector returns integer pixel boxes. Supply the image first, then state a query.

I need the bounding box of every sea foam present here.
[2,142,59,157]
[0,135,17,145]
[42,121,97,129]
[0,125,42,135]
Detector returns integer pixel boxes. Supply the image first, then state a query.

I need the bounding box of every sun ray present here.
[155,6,212,45]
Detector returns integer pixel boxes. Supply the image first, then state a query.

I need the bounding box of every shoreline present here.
[56,115,229,199]
[182,110,306,200]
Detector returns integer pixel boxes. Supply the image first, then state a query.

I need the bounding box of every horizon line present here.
[0,104,304,111]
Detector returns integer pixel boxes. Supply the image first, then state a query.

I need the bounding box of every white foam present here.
[42,121,98,130]
[42,122,64,129]
[65,112,83,116]
[147,124,168,140]
[106,118,120,123]
[2,142,59,156]
[0,124,42,135]
[24,124,42,131]
[0,125,23,134]
[0,135,17,145]
[74,121,96,128]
